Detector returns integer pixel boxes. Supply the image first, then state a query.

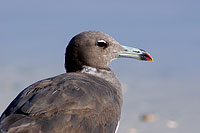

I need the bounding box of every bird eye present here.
[97,40,108,48]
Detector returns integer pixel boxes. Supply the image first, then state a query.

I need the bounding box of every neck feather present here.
[81,66,122,91]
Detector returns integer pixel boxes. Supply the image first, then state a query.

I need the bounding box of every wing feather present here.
[0,73,122,133]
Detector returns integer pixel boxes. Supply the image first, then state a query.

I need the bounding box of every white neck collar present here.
[81,65,122,92]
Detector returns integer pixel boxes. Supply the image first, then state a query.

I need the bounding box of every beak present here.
[116,45,153,61]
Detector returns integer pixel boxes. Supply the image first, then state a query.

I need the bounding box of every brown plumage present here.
[0,31,153,133]
[0,73,122,133]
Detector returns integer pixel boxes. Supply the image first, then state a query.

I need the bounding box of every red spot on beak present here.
[145,52,153,61]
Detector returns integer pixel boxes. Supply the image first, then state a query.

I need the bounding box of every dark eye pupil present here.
[97,42,108,48]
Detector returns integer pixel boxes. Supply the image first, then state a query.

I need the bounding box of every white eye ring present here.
[98,40,106,43]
